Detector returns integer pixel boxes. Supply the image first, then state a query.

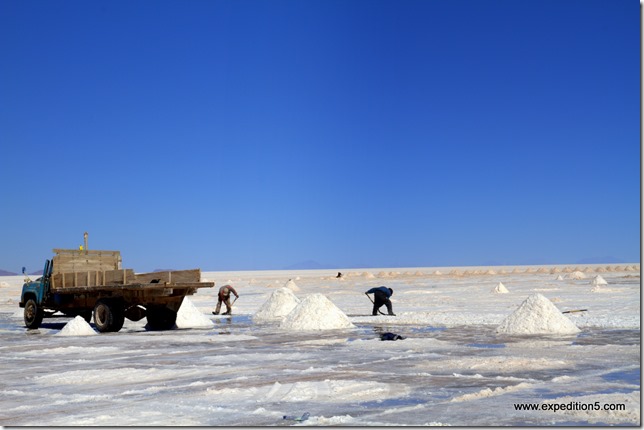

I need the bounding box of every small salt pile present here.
[284,279,300,292]
[556,275,565,281]
[591,275,608,286]
[57,315,97,336]
[253,288,301,323]
[279,294,355,331]
[0,281,10,287]
[432,270,442,275]
[176,298,214,328]
[492,282,509,294]
[362,272,375,279]
[567,271,586,280]
[590,275,608,292]
[496,293,580,335]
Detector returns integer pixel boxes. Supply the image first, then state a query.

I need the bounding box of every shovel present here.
[562,309,587,314]
[365,293,387,316]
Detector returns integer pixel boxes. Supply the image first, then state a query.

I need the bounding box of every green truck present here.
[19,248,214,333]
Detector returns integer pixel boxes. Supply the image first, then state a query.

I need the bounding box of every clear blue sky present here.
[0,0,640,272]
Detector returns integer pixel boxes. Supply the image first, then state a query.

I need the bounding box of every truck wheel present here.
[146,306,177,331]
[93,300,125,333]
[24,298,44,329]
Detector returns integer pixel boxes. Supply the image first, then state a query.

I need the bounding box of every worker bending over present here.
[365,286,395,316]
[213,285,239,315]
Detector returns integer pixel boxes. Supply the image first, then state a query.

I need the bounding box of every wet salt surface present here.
[0,267,639,426]
[0,311,638,426]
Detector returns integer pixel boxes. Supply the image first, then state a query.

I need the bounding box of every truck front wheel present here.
[24,298,44,329]
[93,300,125,333]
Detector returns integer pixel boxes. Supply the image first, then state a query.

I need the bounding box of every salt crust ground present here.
[0,263,639,426]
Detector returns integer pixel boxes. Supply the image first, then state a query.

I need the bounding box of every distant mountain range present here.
[0,269,42,276]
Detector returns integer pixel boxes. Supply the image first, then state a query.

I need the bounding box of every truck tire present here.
[146,306,177,331]
[24,298,44,329]
[93,299,125,333]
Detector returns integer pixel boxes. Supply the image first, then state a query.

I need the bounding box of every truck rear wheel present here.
[24,298,44,329]
[93,300,125,333]
[146,306,177,331]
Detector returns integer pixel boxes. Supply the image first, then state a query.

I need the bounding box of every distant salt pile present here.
[551,267,561,274]
[253,288,301,323]
[556,275,565,281]
[536,268,548,274]
[279,294,354,331]
[496,294,580,335]
[492,282,509,294]
[591,275,608,286]
[415,271,424,276]
[362,272,375,279]
[57,315,97,336]
[433,270,442,275]
[176,298,214,328]
[284,279,300,292]
[486,270,496,275]
[377,271,389,278]
[567,271,586,280]
[562,267,573,273]
[0,281,9,287]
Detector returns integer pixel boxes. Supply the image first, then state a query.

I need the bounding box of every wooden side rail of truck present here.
[19,249,214,333]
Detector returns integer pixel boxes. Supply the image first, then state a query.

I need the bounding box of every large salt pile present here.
[57,315,97,336]
[284,279,301,292]
[279,294,355,331]
[496,294,580,335]
[176,298,214,328]
[253,288,301,323]
[492,282,509,294]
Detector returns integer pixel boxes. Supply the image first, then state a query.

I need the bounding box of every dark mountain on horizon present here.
[0,269,18,276]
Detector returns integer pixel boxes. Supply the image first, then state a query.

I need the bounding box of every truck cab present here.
[20,259,54,329]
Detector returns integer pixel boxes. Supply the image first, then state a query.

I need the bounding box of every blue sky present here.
[0,0,639,272]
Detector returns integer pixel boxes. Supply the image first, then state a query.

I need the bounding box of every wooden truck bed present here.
[50,268,214,293]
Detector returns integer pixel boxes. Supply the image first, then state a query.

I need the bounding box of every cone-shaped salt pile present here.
[496,294,580,335]
[591,275,608,286]
[57,315,97,336]
[253,288,301,323]
[492,282,509,294]
[284,279,300,292]
[176,298,214,328]
[279,294,355,330]
[568,271,586,280]
[556,275,564,281]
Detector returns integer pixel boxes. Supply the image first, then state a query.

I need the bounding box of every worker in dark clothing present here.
[365,286,395,316]
[213,285,239,315]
